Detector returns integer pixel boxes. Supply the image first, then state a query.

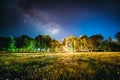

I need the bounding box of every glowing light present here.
[52,28,59,34]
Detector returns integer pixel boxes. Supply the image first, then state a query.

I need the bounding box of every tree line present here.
[0,32,120,52]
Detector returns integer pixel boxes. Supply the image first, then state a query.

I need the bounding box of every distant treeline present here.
[0,32,120,52]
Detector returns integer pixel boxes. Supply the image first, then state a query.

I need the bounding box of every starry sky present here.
[0,0,120,40]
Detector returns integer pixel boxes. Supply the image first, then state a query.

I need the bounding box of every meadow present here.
[0,52,120,80]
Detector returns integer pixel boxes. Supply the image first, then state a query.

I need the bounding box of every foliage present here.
[42,35,52,52]
[79,35,88,51]
[51,39,61,52]
[115,32,120,42]
[88,34,104,51]
[67,36,78,52]
[0,37,9,51]
[1,32,120,52]
[7,36,16,52]
[35,34,45,52]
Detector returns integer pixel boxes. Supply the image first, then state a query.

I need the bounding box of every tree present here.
[110,42,120,51]
[99,40,108,51]
[7,36,16,52]
[106,36,112,51]
[88,34,104,51]
[35,35,44,52]
[79,35,88,51]
[51,39,61,52]
[115,32,120,42]
[61,38,67,52]
[15,35,32,52]
[35,34,52,52]
[67,36,78,52]
[0,37,9,52]
[26,39,36,51]
[42,35,52,52]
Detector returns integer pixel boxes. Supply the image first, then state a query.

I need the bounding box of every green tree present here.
[26,39,36,51]
[7,36,16,52]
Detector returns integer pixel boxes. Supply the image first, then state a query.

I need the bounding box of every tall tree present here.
[35,35,44,52]
[99,40,108,51]
[15,35,32,52]
[43,35,52,52]
[79,35,88,51]
[7,36,16,52]
[0,37,9,52]
[106,36,112,51]
[51,39,61,52]
[26,39,36,51]
[115,32,120,42]
[88,34,104,51]
[67,36,78,52]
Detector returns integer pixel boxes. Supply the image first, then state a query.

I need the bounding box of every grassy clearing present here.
[0,52,120,80]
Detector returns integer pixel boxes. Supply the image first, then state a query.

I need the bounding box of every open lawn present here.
[0,52,120,80]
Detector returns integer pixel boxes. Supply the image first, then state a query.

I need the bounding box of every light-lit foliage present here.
[7,36,16,52]
[1,32,120,52]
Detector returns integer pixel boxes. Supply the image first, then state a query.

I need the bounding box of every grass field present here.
[0,52,120,80]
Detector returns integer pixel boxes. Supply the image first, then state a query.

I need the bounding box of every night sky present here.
[0,0,120,40]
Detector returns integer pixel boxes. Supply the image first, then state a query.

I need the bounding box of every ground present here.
[0,52,120,80]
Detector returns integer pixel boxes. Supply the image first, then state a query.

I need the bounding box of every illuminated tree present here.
[79,35,88,51]
[7,36,16,52]
[61,38,67,52]
[26,39,36,51]
[51,39,61,52]
[68,36,78,52]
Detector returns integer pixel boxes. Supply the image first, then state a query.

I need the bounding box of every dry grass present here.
[0,52,120,80]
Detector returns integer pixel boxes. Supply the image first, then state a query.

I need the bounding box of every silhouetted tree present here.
[88,34,104,51]
[106,36,112,51]
[35,35,44,52]
[99,40,108,51]
[15,35,32,52]
[110,42,120,51]
[115,32,120,42]
[43,35,52,52]
[0,37,9,52]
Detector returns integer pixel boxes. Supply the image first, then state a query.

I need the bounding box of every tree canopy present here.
[0,32,120,52]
